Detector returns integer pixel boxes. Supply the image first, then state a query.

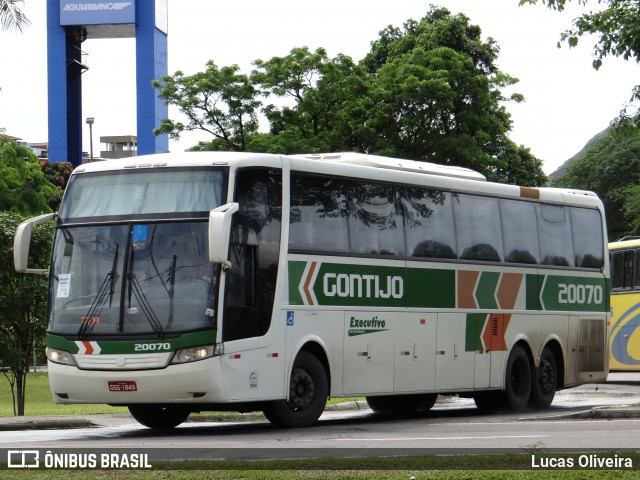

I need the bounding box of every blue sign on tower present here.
[59,1,137,25]
[47,0,169,166]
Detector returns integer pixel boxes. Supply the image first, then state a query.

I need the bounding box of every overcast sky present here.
[1,0,638,174]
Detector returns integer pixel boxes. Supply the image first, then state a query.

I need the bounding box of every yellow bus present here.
[609,237,640,370]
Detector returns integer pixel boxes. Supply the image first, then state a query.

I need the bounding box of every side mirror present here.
[14,212,56,275]
[208,203,239,270]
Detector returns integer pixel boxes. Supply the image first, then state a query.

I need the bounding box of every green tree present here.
[154,7,546,186]
[0,0,29,32]
[361,7,527,181]
[554,130,640,238]
[153,61,261,151]
[0,136,61,214]
[252,47,368,154]
[519,0,640,127]
[490,140,548,187]
[0,213,53,415]
[611,184,640,237]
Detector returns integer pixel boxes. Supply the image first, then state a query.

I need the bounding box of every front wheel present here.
[128,405,190,429]
[262,351,328,428]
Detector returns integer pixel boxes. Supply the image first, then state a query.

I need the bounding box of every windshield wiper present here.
[77,245,119,339]
[127,272,165,338]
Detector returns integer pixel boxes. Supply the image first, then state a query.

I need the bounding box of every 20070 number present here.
[558,283,603,305]
[134,343,171,351]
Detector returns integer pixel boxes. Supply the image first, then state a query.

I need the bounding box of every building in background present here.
[100,135,137,160]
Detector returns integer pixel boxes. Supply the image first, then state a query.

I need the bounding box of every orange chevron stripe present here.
[458,270,479,309]
[303,261,318,305]
[482,314,511,352]
[497,273,523,310]
[83,341,94,355]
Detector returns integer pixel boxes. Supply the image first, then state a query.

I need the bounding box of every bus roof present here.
[288,152,487,182]
[609,237,640,250]
[70,151,603,209]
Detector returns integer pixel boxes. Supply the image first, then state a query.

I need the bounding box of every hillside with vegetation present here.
[551,126,640,240]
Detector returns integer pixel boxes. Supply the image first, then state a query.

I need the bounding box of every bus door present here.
[220,168,284,400]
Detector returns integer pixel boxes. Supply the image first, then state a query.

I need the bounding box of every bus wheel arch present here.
[298,341,331,396]
[531,340,563,409]
[262,343,329,428]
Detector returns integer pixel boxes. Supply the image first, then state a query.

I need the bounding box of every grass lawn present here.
[0,371,129,416]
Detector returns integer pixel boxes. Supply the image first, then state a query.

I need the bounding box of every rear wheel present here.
[530,347,557,409]
[262,351,328,428]
[128,405,190,429]
[366,394,438,415]
[504,344,532,412]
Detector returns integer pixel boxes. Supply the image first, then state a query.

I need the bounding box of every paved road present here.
[2,372,640,460]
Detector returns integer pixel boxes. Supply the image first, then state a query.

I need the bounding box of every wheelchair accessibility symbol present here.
[286,311,294,326]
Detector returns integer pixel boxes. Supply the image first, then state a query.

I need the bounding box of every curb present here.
[0,417,95,431]
[3,403,640,431]
[0,401,369,431]
[525,405,640,421]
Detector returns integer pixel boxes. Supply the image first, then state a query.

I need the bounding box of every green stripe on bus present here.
[288,261,306,306]
[288,260,608,312]
[465,313,487,352]
[526,274,541,311]
[47,330,217,354]
[475,272,500,310]
[288,260,455,308]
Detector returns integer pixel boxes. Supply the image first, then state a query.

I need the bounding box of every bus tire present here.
[128,404,190,429]
[262,351,328,428]
[366,393,437,414]
[530,347,557,409]
[505,344,532,412]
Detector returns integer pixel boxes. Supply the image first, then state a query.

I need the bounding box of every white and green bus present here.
[14,152,609,429]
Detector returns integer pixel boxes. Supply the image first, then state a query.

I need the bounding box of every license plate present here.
[108,381,137,392]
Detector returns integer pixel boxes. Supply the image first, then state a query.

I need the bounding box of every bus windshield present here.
[59,168,226,221]
[49,166,227,336]
[49,221,219,336]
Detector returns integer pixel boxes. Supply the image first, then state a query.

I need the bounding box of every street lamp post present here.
[86,117,94,162]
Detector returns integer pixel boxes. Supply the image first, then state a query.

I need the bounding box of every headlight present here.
[46,347,76,366]
[170,345,216,364]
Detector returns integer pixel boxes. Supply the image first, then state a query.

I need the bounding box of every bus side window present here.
[500,198,539,265]
[454,194,503,262]
[634,250,640,289]
[624,250,634,288]
[403,188,457,259]
[289,175,349,253]
[612,252,624,289]
[570,208,604,269]
[347,182,404,256]
[538,204,574,267]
